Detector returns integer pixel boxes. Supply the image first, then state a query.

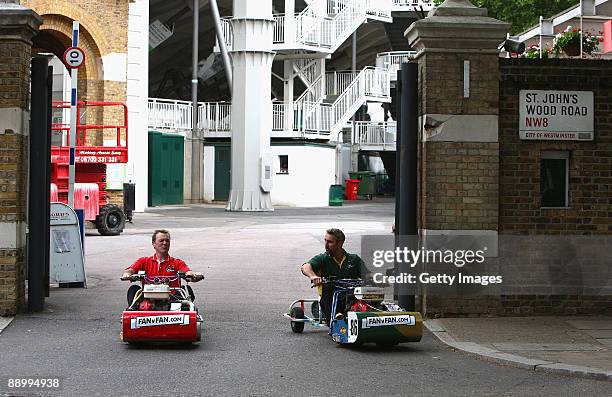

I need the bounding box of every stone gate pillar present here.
[0,1,41,315]
[405,0,509,316]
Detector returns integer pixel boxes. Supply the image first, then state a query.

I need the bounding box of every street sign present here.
[64,46,85,69]
[519,90,594,141]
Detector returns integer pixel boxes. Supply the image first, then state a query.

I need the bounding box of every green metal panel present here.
[214,146,231,201]
[148,131,184,206]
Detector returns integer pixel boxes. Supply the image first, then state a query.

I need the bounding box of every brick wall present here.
[22,0,128,54]
[416,50,503,317]
[419,53,500,116]
[417,52,501,232]
[0,132,28,316]
[105,189,123,206]
[423,59,612,317]
[499,59,612,235]
[0,249,26,316]
[421,142,499,230]
[0,30,36,314]
[0,42,31,109]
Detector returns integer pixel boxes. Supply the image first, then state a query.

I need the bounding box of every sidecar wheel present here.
[290,307,305,333]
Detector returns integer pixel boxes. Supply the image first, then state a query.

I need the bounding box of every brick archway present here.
[21,1,111,56]
[33,13,109,145]
[33,14,104,97]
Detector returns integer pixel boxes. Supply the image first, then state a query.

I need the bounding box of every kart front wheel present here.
[290,307,305,333]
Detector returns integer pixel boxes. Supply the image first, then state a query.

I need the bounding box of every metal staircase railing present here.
[325,66,390,134]
[325,71,358,96]
[293,58,324,102]
[218,0,392,53]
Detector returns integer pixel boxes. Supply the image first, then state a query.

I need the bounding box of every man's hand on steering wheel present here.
[185,271,204,282]
[120,270,135,281]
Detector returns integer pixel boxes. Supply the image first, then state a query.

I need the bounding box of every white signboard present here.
[149,20,173,51]
[50,203,86,285]
[361,315,416,328]
[130,314,190,329]
[519,90,594,141]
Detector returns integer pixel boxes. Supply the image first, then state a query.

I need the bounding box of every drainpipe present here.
[210,0,233,93]
[191,0,201,203]
[335,130,343,185]
[351,31,359,172]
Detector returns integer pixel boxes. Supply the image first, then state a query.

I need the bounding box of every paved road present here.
[1,200,610,396]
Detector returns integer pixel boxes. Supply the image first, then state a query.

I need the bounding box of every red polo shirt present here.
[126,255,190,287]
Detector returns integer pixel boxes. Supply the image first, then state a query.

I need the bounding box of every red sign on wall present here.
[75,148,127,164]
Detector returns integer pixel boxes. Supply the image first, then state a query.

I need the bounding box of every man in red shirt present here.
[122,229,203,306]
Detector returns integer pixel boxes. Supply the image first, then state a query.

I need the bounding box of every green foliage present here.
[432,0,579,34]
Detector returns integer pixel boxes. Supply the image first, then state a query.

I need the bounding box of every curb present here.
[0,316,13,335]
[424,320,612,382]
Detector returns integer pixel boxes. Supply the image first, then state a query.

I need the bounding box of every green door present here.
[214,146,231,201]
[148,131,184,206]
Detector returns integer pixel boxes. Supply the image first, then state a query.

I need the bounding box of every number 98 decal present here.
[347,312,358,343]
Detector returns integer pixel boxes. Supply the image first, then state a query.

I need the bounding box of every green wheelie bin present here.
[328,184,344,206]
[348,171,376,200]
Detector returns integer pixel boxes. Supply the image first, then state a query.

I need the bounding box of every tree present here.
[433,0,579,34]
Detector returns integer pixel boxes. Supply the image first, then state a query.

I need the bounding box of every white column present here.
[318,58,326,99]
[284,0,295,45]
[283,60,294,131]
[127,0,149,211]
[227,0,275,211]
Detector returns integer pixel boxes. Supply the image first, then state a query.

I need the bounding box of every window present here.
[540,151,569,208]
[278,155,288,174]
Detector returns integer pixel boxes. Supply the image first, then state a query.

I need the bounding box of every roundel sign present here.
[63,46,85,69]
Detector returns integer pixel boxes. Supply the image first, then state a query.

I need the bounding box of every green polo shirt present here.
[308,250,366,279]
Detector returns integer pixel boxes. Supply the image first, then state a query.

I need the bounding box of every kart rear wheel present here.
[96,204,125,236]
[290,307,305,333]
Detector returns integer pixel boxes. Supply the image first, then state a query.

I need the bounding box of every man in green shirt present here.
[301,228,366,325]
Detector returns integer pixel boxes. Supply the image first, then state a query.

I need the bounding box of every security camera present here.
[500,39,526,54]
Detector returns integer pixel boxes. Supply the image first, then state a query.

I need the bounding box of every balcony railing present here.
[355,121,396,148]
[376,51,417,78]
[148,98,192,131]
[149,98,397,145]
[392,0,435,10]
[198,102,231,134]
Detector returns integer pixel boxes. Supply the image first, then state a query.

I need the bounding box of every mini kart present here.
[120,271,204,344]
[284,278,422,346]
